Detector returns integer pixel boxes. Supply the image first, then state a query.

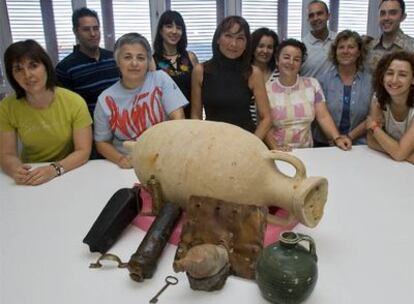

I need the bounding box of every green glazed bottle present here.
[256,231,318,304]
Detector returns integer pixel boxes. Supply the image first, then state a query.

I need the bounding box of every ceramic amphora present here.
[256,231,318,304]
[124,120,328,227]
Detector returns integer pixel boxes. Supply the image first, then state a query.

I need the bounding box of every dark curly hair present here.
[251,27,279,71]
[4,39,56,99]
[204,15,252,80]
[276,39,308,64]
[329,30,366,71]
[153,10,187,58]
[373,51,414,110]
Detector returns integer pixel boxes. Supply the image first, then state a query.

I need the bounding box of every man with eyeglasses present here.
[366,0,414,74]
[56,7,119,116]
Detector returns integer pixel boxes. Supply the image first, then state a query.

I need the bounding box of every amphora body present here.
[124,120,328,227]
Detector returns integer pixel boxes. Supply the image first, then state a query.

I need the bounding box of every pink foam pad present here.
[133,187,297,246]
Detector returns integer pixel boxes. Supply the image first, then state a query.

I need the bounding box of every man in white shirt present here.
[301,0,336,78]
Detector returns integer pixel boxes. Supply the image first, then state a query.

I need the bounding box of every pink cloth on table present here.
[133,187,298,246]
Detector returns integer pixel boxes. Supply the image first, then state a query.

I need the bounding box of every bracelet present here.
[333,135,343,145]
[50,162,65,176]
[332,134,350,146]
[50,163,60,176]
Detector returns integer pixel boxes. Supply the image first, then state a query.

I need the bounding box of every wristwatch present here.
[50,162,65,176]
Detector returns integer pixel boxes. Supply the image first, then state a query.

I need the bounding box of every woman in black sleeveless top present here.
[191,16,271,139]
[153,10,198,118]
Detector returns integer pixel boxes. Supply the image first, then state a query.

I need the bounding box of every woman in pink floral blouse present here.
[265,39,352,151]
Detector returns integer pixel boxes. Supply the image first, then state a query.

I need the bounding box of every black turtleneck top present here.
[202,54,255,133]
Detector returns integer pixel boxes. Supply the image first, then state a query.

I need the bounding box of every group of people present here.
[0,0,413,186]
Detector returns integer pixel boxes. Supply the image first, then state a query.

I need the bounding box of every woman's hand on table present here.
[117,155,133,169]
[334,135,352,151]
[12,164,32,185]
[264,131,293,152]
[366,115,383,132]
[13,165,58,186]
[272,145,292,152]
[24,165,58,185]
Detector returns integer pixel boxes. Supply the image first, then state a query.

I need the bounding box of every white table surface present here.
[1,146,413,304]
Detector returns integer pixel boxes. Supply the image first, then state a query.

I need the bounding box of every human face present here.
[12,58,47,96]
[336,38,360,67]
[75,16,100,51]
[277,46,303,79]
[308,2,329,33]
[383,59,414,101]
[379,0,406,34]
[254,35,275,66]
[217,23,247,59]
[117,43,149,88]
[160,22,183,47]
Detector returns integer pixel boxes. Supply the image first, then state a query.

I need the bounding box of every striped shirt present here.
[55,46,120,115]
[250,69,279,125]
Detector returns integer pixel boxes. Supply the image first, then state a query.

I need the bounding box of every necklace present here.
[164,52,178,56]
[164,53,179,66]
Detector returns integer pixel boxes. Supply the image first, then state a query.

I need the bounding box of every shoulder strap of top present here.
[407,107,414,126]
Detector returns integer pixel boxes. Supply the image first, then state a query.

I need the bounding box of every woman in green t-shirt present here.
[0,40,92,185]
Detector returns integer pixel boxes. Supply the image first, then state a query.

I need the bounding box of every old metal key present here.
[149,275,178,303]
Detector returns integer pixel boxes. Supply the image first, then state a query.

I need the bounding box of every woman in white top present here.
[367,51,414,164]
[94,33,187,169]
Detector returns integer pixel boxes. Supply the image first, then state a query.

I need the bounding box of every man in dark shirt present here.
[55,7,119,115]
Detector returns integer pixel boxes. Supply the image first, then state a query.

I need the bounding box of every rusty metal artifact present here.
[127,202,182,282]
[146,175,164,216]
[89,253,128,269]
[174,195,267,283]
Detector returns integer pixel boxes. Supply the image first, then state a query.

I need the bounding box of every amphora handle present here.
[280,231,317,262]
[266,150,307,180]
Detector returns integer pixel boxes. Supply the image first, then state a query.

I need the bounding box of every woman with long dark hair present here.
[191,16,271,139]
[153,10,198,118]
[250,27,279,123]
[251,27,279,82]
